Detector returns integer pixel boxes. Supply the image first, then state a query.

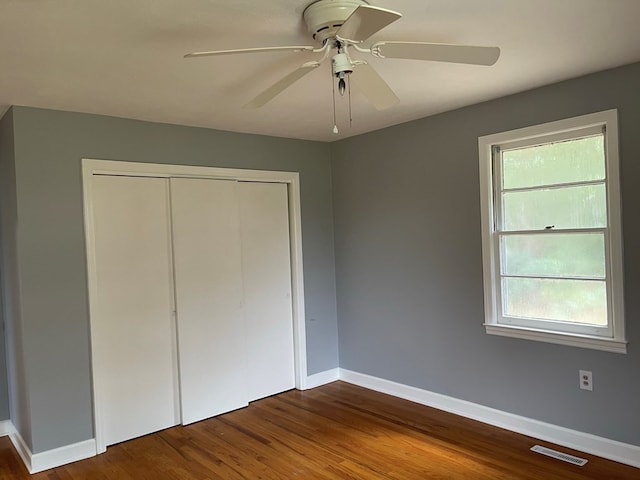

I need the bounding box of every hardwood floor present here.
[1,381,638,479]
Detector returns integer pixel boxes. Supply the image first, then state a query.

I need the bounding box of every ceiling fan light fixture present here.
[332,52,353,96]
[332,51,352,73]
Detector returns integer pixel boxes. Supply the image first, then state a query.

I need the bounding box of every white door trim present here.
[82,158,308,454]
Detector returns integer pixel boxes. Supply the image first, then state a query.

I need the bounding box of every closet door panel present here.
[239,182,295,401]
[91,175,179,447]
[170,178,248,424]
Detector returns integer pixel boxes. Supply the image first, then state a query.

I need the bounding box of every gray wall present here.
[8,106,339,453]
[1,108,33,447]
[0,109,15,423]
[0,298,8,422]
[331,62,640,446]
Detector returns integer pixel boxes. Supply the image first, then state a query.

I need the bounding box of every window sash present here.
[491,129,613,337]
[492,229,614,337]
[493,139,609,232]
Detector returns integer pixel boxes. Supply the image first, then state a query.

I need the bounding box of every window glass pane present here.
[502,184,606,231]
[503,277,607,325]
[502,135,605,189]
[502,233,605,278]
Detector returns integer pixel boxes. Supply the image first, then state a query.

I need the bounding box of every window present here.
[478,110,626,353]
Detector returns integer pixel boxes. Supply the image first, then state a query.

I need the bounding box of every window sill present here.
[484,323,627,354]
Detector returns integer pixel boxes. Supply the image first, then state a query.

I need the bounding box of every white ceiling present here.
[2,0,640,142]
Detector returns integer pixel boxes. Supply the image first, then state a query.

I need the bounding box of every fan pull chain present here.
[332,67,338,134]
[348,74,353,129]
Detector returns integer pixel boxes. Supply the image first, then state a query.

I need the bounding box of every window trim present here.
[478,110,626,353]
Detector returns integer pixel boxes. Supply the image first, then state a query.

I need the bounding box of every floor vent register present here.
[530,445,588,466]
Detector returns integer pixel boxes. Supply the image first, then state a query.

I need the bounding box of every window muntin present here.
[478,110,626,352]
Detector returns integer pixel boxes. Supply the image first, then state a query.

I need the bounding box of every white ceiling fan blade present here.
[184,46,316,58]
[337,5,402,43]
[244,61,320,108]
[350,62,399,111]
[372,42,500,66]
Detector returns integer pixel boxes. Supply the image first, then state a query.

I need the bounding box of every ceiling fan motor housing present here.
[303,0,369,44]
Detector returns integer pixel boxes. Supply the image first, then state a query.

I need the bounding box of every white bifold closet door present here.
[170,178,249,424]
[171,179,295,424]
[237,182,295,402]
[91,174,295,444]
[91,175,180,447]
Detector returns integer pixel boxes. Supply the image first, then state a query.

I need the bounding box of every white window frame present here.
[478,110,626,353]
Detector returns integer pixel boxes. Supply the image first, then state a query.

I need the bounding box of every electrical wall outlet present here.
[579,370,593,391]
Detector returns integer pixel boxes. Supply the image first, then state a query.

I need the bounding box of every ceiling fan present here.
[185,0,500,111]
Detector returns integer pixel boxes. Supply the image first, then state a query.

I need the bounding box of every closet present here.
[89,173,295,448]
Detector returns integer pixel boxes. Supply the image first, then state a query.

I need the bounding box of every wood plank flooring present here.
[1,381,638,479]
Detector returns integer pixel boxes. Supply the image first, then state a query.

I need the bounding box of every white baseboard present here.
[7,422,97,474]
[0,419,13,437]
[31,438,97,473]
[304,368,340,389]
[339,369,640,469]
[9,426,32,473]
